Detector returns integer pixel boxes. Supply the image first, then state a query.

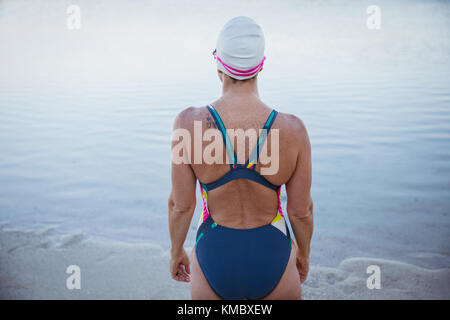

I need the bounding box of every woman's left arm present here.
[168,110,197,282]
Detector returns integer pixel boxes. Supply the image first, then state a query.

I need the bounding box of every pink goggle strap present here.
[213,49,265,77]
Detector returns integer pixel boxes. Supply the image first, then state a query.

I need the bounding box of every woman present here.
[168,16,313,300]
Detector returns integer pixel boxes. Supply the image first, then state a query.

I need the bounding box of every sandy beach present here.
[1,227,448,300]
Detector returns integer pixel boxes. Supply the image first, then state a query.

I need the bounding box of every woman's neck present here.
[221,76,260,98]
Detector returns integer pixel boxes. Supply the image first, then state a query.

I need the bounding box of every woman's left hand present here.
[170,248,191,282]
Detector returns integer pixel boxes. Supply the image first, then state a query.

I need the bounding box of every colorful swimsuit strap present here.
[206,105,278,170]
[244,109,278,170]
[203,105,280,192]
[206,105,237,169]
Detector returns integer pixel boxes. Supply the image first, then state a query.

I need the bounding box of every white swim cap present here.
[214,16,266,80]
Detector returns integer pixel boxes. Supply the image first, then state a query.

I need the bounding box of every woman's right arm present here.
[285,116,314,284]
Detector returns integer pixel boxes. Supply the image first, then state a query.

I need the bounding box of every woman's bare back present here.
[186,98,302,229]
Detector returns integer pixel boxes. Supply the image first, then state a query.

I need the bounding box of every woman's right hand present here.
[295,252,309,284]
[170,248,191,282]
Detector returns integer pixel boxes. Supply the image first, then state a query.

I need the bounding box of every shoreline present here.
[1,228,449,299]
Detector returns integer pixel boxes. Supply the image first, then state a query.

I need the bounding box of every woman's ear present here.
[217,70,224,83]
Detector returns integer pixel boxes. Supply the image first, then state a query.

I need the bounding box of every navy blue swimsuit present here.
[195,104,292,300]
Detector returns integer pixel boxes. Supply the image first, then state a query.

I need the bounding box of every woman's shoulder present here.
[172,106,209,129]
[274,111,309,141]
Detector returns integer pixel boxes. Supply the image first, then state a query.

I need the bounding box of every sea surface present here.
[1,0,449,268]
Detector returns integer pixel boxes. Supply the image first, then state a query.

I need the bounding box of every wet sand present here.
[1,227,448,300]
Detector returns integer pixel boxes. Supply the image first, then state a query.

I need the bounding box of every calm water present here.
[0,0,449,268]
